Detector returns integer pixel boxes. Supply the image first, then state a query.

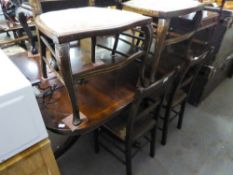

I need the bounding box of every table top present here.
[123,0,205,18]
[39,68,137,135]
[39,37,141,135]
[35,7,152,44]
[7,50,136,135]
[6,38,139,135]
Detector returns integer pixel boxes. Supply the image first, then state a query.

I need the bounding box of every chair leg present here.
[112,34,119,56]
[6,31,10,37]
[125,143,132,175]
[135,31,144,48]
[18,12,38,54]
[161,106,171,146]
[91,37,96,63]
[177,100,186,129]
[94,129,100,154]
[40,38,47,79]
[150,126,156,157]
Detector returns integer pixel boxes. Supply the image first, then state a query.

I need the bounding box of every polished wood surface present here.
[0,139,60,175]
[39,65,138,135]
[8,38,142,135]
[35,7,152,43]
[123,0,205,18]
[9,53,138,135]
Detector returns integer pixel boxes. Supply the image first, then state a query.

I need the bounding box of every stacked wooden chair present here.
[158,47,210,145]
[94,69,178,175]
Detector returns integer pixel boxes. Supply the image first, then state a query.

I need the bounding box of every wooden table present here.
[123,0,205,78]
[39,62,138,135]
[35,7,153,133]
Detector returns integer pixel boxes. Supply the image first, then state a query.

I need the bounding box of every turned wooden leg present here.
[18,12,37,54]
[94,129,100,153]
[40,36,47,79]
[91,36,96,63]
[55,43,81,126]
[150,126,156,157]
[151,18,170,81]
[161,105,171,146]
[112,34,119,56]
[177,100,186,129]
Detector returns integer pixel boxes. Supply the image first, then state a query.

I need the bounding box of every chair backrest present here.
[192,10,203,31]
[94,0,118,7]
[125,69,177,140]
[40,0,90,13]
[168,48,210,106]
[29,0,90,15]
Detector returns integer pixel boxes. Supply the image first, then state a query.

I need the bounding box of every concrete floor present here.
[56,79,233,175]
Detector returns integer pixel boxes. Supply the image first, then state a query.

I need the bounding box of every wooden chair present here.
[94,69,177,175]
[159,48,210,145]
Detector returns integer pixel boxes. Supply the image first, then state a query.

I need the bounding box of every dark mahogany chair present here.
[94,69,177,175]
[158,47,210,145]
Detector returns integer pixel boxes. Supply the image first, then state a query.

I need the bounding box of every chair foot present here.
[177,101,186,130]
[150,127,156,157]
[161,138,167,146]
[126,156,132,175]
[126,144,132,175]
[161,109,170,146]
[31,47,38,55]
[94,129,100,154]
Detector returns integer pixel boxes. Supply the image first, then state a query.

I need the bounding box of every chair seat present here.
[123,0,204,18]
[36,7,151,43]
[103,114,156,141]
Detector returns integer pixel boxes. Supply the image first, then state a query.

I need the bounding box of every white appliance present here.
[0,49,48,163]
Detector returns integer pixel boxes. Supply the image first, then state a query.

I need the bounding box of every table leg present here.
[112,34,119,56]
[40,35,47,79]
[151,18,170,82]
[140,24,153,86]
[91,36,96,63]
[55,43,81,126]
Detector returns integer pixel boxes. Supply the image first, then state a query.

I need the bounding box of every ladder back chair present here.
[160,47,210,145]
[94,69,177,175]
